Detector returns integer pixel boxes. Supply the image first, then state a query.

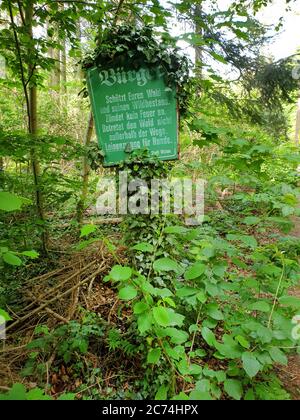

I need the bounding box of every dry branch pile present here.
[0,241,128,389]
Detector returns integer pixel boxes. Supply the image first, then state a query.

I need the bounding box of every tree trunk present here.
[25,0,48,253]
[61,38,67,95]
[77,113,94,226]
[46,18,55,88]
[54,46,61,88]
[76,19,83,80]
[194,4,203,79]
[61,3,67,95]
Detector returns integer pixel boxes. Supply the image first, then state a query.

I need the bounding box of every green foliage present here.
[0,308,11,322]
[0,0,299,402]
[83,25,191,115]
[103,143,299,400]
[23,311,105,375]
[0,383,75,401]
[107,328,140,357]
[0,192,24,212]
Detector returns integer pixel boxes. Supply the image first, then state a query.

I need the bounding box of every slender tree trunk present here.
[76,19,83,80]
[61,38,67,94]
[194,4,203,79]
[77,113,94,226]
[54,46,61,89]
[46,18,55,87]
[25,0,48,253]
[61,3,67,95]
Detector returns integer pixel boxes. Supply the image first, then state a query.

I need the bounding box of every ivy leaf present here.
[110,265,132,282]
[147,348,161,364]
[0,192,23,212]
[224,379,242,400]
[3,252,22,266]
[153,257,179,273]
[184,262,206,280]
[242,352,261,378]
[118,286,137,300]
[152,306,171,327]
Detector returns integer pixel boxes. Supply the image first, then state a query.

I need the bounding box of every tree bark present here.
[61,38,67,94]
[77,113,94,226]
[76,18,83,80]
[46,17,55,87]
[54,46,61,89]
[194,4,203,79]
[61,3,67,94]
[25,0,48,253]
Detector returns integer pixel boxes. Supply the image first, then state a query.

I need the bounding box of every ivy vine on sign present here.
[83,25,191,166]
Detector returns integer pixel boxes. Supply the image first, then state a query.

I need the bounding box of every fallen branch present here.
[45,308,69,324]
[0,344,28,354]
[6,262,106,332]
[20,260,97,314]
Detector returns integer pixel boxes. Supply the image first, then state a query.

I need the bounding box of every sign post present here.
[87,66,178,166]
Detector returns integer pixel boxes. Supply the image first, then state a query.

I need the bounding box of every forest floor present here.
[1,202,300,399]
[277,205,300,400]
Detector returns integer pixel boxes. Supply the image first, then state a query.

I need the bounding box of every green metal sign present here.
[87,66,178,166]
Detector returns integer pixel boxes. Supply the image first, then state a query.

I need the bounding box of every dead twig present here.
[45,308,69,324]
[20,260,97,314]
[6,263,106,332]
[108,298,120,324]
